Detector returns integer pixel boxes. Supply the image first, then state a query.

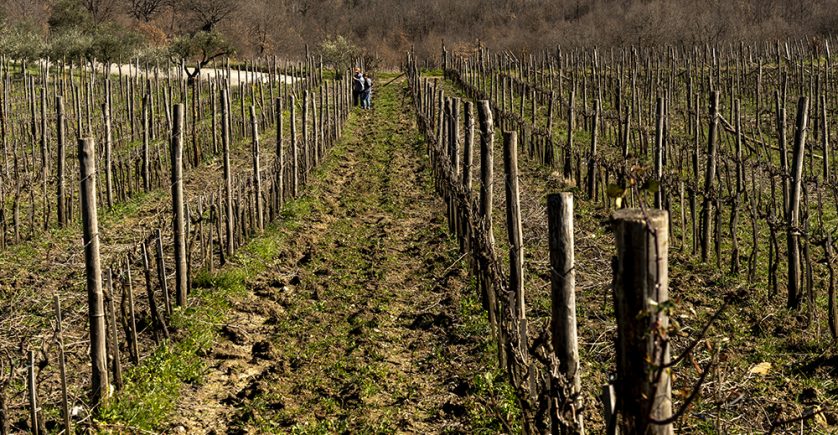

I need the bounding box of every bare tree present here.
[170,30,234,83]
[127,0,168,22]
[237,0,287,55]
[178,0,239,31]
[81,0,119,24]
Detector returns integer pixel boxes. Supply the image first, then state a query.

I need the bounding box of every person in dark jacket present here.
[352,68,364,107]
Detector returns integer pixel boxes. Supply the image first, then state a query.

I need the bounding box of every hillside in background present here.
[2,0,838,65]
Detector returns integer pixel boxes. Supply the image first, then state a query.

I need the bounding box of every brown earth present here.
[167,77,513,434]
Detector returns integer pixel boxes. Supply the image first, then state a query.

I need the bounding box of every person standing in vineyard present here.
[362,73,373,109]
[352,68,365,107]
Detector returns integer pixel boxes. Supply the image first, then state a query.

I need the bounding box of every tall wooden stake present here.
[251,105,263,231]
[172,104,187,307]
[79,136,109,407]
[56,96,66,227]
[787,96,809,309]
[221,89,234,258]
[547,192,584,434]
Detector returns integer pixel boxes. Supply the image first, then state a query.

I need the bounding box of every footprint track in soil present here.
[169,78,498,434]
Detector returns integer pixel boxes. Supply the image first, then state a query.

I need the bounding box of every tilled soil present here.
[169,78,504,433]
[0,95,285,433]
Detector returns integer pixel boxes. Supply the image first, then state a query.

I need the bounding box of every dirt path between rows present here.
[168,77,509,433]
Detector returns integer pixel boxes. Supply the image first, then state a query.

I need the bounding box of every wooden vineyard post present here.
[312,89,320,167]
[775,90,790,219]
[690,92,700,255]
[172,104,187,307]
[128,78,136,141]
[502,131,531,390]
[56,96,66,227]
[700,91,720,263]
[450,97,461,178]
[827,233,838,340]
[654,97,664,209]
[104,80,115,205]
[449,97,461,239]
[251,105,263,231]
[437,89,445,156]
[443,97,454,232]
[324,83,331,151]
[106,269,123,391]
[564,90,574,180]
[547,193,584,434]
[612,208,672,435]
[221,89,234,259]
[291,94,299,197]
[156,229,172,315]
[27,351,38,435]
[477,100,503,366]
[586,100,599,199]
[787,96,809,310]
[142,93,150,192]
[462,101,474,253]
[78,137,109,407]
[54,295,71,434]
[822,94,829,182]
[39,88,47,230]
[211,82,218,154]
[142,241,169,341]
[74,82,82,138]
[731,99,744,274]
[125,255,140,364]
[191,79,200,166]
[463,101,474,191]
[276,98,284,205]
[302,90,309,181]
[546,91,555,164]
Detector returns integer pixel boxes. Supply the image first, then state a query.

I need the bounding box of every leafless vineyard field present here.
[404,40,838,433]
[3,35,838,435]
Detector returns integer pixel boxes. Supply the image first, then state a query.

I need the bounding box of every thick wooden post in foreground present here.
[79,137,109,407]
[477,100,503,366]
[612,208,672,435]
[504,130,536,431]
[503,131,526,330]
[547,192,584,434]
[172,104,187,307]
